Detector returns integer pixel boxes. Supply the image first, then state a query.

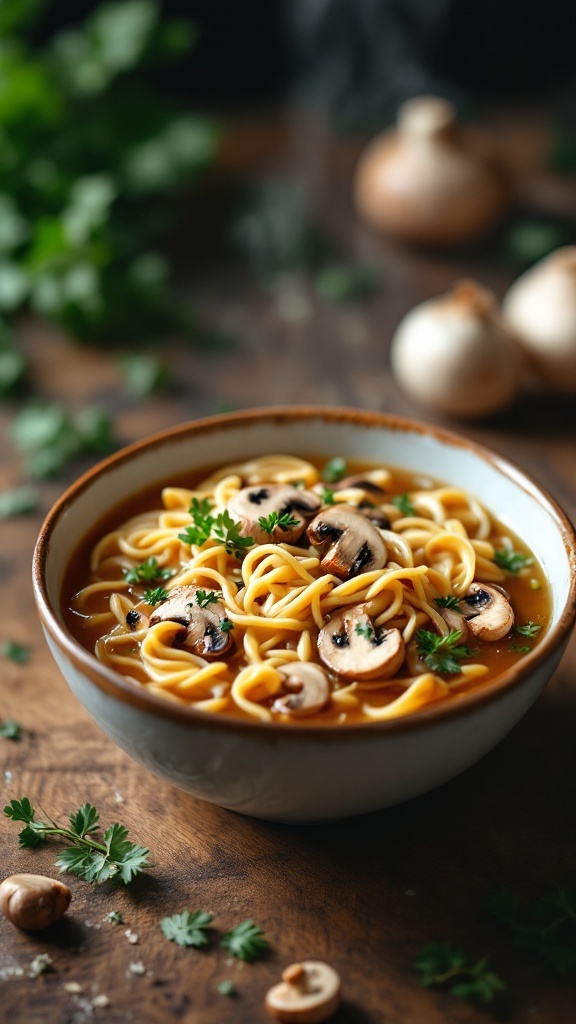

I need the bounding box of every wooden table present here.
[1,111,576,1024]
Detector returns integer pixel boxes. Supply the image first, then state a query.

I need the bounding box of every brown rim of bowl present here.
[33,404,576,738]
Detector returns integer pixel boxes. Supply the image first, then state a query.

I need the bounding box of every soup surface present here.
[63,453,550,725]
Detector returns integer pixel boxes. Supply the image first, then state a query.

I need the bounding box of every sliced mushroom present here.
[126,608,148,631]
[265,961,341,1024]
[306,504,387,581]
[437,604,470,642]
[318,605,405,681]
[459,582,514,641]
[272,664,330,717]
[359,503,391,530]
[227,485,321,545]
[331,473,386,495]
[149,585,234,659]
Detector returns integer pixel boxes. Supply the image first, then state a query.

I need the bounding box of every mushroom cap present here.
[265,960,341,1024]
[318,605,405,682]
[0,873,71,930]
[437,604,470,642]
[306,504,387,581]
[228,485,321,545]
[273,663,331,717]
[149,585,234,659]
[460,582,514,641]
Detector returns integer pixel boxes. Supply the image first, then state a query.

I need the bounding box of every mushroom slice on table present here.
[227,485,321,545]
[149,585,234,659]
[459,582,514,641]
[306,504,387,580]
[265,960,341,1024]
[318,605,405,681]
[272,663,330,717]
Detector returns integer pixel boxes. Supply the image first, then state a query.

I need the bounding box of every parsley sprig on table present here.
[123,557,173,584]
[416,629,477,675]
[414,942,506,1006]
[161,911,214,948]
[0,720,21,740]
[178,501,254,559]
[221,919,269,962]
[257,510,300,535]
[4,797,149,884]
[489,886,576,975]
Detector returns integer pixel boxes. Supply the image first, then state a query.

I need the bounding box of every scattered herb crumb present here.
[161,910,213,948]
[413,942,505,1006]
[0,720,21,740]
[320,486,335,505]
[258,511,300,535]
[1,640,30,664]
[221,919,269,963]
[29,954,54,978]
[107,911,123,924]
[217,980,237,997]
[392,493,416,517]
[143,586,170,606]
[123,557,173,584]
[494,548,533,574]
[514,621,542,638]
[416,629,477,675]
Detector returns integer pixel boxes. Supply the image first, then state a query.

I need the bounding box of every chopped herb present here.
[434,595,461,610]
[194,589,221,609]
[221,919,269,963]
[321,457,348,484]
[392,493,416,517]
[178,497,214,547]
[4,797,149,884]
[509,644,532,654]
[178,503,254,558]
[488,885,576,975]
[320,486,335,505]
[413,942,505,1006]
[494,548,533,574]
[220,618,234,633]
[257,511,300,535]
[212,511,254,559]
[143,586,170,606]
[123,557,173,584]
[0,487,39,519]
[29,953,54,977]
[355,622,374,641]
[515,621,542,638]
[107,911,124,924]
[161,910,213,948]
[1,640,30,664]
[217,980,237,997]
[416,629,477,675]
[0,720,21,740]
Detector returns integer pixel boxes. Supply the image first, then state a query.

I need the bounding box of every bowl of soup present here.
[33,406,576,821]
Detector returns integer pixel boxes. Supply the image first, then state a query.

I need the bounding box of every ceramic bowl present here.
[33,406,576,822]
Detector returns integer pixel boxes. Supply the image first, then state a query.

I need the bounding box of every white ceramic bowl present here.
[33,407,576,822]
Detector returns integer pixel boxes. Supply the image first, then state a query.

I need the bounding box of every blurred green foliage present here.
[0,0,218,352]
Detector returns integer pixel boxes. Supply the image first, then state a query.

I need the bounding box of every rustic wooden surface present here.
[1,111,576,1024]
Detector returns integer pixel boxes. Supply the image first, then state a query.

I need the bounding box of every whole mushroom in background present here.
[502,246,576,392]
[353,95,511,246]
[0,874,71,930]
[389,279,524,419]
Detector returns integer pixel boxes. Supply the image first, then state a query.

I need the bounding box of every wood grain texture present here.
[1,113,575,1024]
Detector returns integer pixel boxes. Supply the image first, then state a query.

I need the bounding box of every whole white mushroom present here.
[389,279,524,419]
[502,246,576,393]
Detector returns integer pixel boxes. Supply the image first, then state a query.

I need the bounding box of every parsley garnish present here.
[434,595,461,610]
[494,548,533,574]
[178,502,254,559]
[1,640,30,664]
[143,586,170,606]
[0,720,21,740]
[392,493,416,517]
[320,486,335,505]
[515,621,542,638]
[212,511,254,558]
[220,919,269,962]
[178,498,215,547]
[217,980,237,997]
[488,886,576,975]
[220,618,234,633]
[509,644,532,654]
[123,557,173,584]
[4,797,149,884]
[355,622,374,641]
[161,910,213,949]
[413,942,505,1006]
[257,511,300,535]
[194,589,221,609]
[321,457,348,483]
[416,629,477,675]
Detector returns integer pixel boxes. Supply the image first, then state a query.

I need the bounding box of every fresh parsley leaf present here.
[392,493,416,517]
[212,511,254,559]
[413,942,505,1006]
[509,644,532,654]
[355,622,374,641]
[321,457,348,483]
[220,617,234,633]
[494,548,533,574]
[1,640,30,663]
[220,919,269,962]
[123,557,173,584]
[4,796,149,884]
[515,621,542,638]
[143,586,170,606]
[320,486,335,505]
[161,910,213,948]
[0,487,39,519]
[0,720,21,740]
[489,885,576,975]
[416,629,477,675]
[178,497,214,547]
[434,595,461,610]
[257,511,300,535]
[217,980,237,997]
[194,589,221,609]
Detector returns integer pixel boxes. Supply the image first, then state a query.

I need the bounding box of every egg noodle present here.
[70,454,534,725]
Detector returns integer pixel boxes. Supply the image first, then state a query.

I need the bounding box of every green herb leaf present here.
[143,586,170,606]
[355,622,374,641]
[494,548,533,574]
[392,493,416,517]
[0,720,21,740]
[69,802,100,837]
[217,980,237,997]
[161,910,214,948]
[489,885,576,975]
[416,629,477,675]
[107,910,123,924]
[413,942,505,1006]
[515,620,542,638]
[178,497,214,547]
[220,919,269,962]
[212,511,255,559]
[123,556,173,584]
[1,639,30,663]
[194,589,221,609]
[321,457,348,484]
[4,796,36,824]
[220,617,234,633]
[314,263,379,302]
[257,510,300,535]
[118,352,171,398]
[434,595,461,610]
[320,486,335,505]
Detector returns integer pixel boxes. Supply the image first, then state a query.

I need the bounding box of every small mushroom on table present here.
[149,585,234,659]
[227,485,321,545]
[459,582,514,641]
[265,961,341,1023]
[0,874,71,930]
[318,605,405,681]
[272,663,330,717]
[306,504,387,581]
